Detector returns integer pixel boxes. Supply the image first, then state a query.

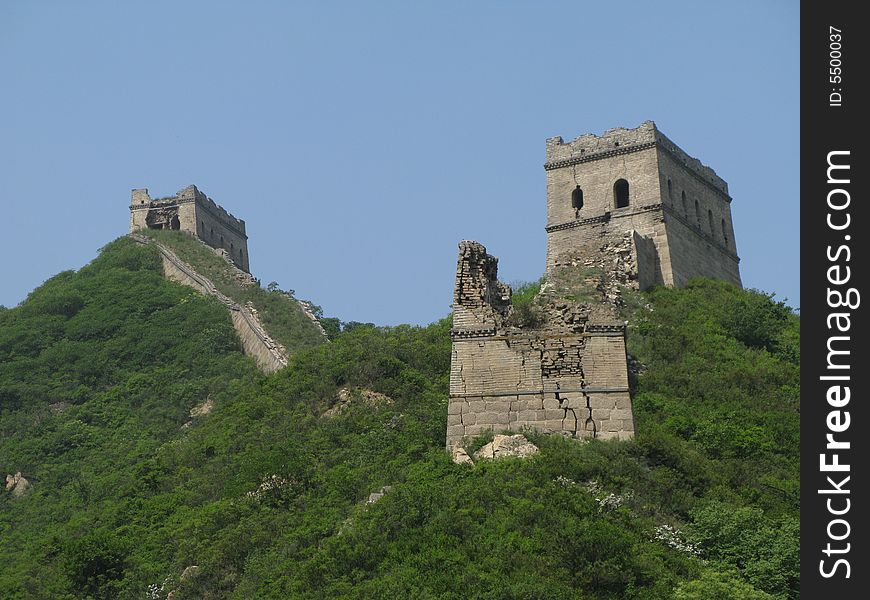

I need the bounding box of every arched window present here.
[721,219,729,247]
[708,210,715,236]
[571,186,584,210]
[170,215,180,230]
[681,191,687,215]
[694,199,700,226]
[614,179,629,208]
[667,179,673,202]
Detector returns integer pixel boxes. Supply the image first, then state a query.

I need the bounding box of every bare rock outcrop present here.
[366,485,392,504]
[5,472,32,497]
[473,434,539,461]
[49,401,70,415]
[451,446,474,465]
[179,565,200,581]
[323,387,393,418]
[189,397,214,418]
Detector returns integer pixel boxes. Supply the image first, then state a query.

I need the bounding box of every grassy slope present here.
[1,241,799,599]
[141,229,326,355]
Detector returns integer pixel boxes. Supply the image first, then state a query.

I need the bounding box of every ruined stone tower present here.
[446,240,634,449]
[545,121,740,288]
[130,185,250,272]
[446,122,741,449]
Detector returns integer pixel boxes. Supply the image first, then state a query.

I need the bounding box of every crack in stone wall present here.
[447,124,743,449]
[447,241,634,448]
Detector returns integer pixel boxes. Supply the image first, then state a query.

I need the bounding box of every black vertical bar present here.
[801,1,868,597]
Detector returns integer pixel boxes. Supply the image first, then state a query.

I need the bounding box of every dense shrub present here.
[0,243,799,599]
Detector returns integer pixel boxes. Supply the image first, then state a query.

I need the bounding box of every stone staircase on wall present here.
[129,233,289,373]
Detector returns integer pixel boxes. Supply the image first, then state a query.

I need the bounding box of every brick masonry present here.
[130,185,250,272]
[447,122,742,449]
[544,121,740,288]
[130,233,288,373]
[447,241,634,448]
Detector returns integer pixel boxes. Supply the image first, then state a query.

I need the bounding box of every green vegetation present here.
[507,278,545,328]
[510,279,544,308]
[141,229,326,353]
[546,265,603,304]
[1,240,798,599]
[0,238,260,598]
[627,279,799,597]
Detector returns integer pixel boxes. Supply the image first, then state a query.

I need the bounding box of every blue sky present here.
[0,1,798,325]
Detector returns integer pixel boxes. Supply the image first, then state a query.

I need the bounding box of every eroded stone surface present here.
[5,472,31,497]
[447,124,741,449]
[447,241,634,448]
[323,387,393,418]
[451,446,474,465]
[130,185,251,272]
[472,435,539,461]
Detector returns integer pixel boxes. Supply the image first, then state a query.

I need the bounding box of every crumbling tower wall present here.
[130,184,250,272]
[446,241,634,449]
[447,122,744,449]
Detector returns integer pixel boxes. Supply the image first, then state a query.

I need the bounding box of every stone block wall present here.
[130,184,250,272]
[546,143,662,229]
[130,233,287,373]
[543,121,740,289]
[655,148,741,287]
[447,241,634,449]
[631,231,658,292]
[662,207,741,287]
[184,185,250,273]
[446,122,742,449]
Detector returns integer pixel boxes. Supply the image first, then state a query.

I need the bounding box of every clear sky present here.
[0,1,799,325]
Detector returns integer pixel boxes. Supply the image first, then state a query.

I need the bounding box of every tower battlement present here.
[129,184,250,272]
[545,121,728,196]
[447,122,743,450]
[544,122,740,287]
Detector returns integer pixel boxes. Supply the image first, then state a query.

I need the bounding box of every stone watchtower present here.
[545,121,740,289]
[446,122,742,450]
[130,184,250,272]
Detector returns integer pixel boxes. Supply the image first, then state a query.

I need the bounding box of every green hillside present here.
[0,240,798,599]
[140,229,327,355]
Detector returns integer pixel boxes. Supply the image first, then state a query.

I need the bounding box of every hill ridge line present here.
[129,232,289,373]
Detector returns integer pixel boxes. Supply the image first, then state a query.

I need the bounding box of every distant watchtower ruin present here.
[545,121,740,288]
[446,122,742,449]
[130,185,250,272]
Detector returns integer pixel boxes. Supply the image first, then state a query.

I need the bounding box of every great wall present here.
[446,121,741,449]
[128,232,289,374]
[127,122,741,450]
[128,185,327,374]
